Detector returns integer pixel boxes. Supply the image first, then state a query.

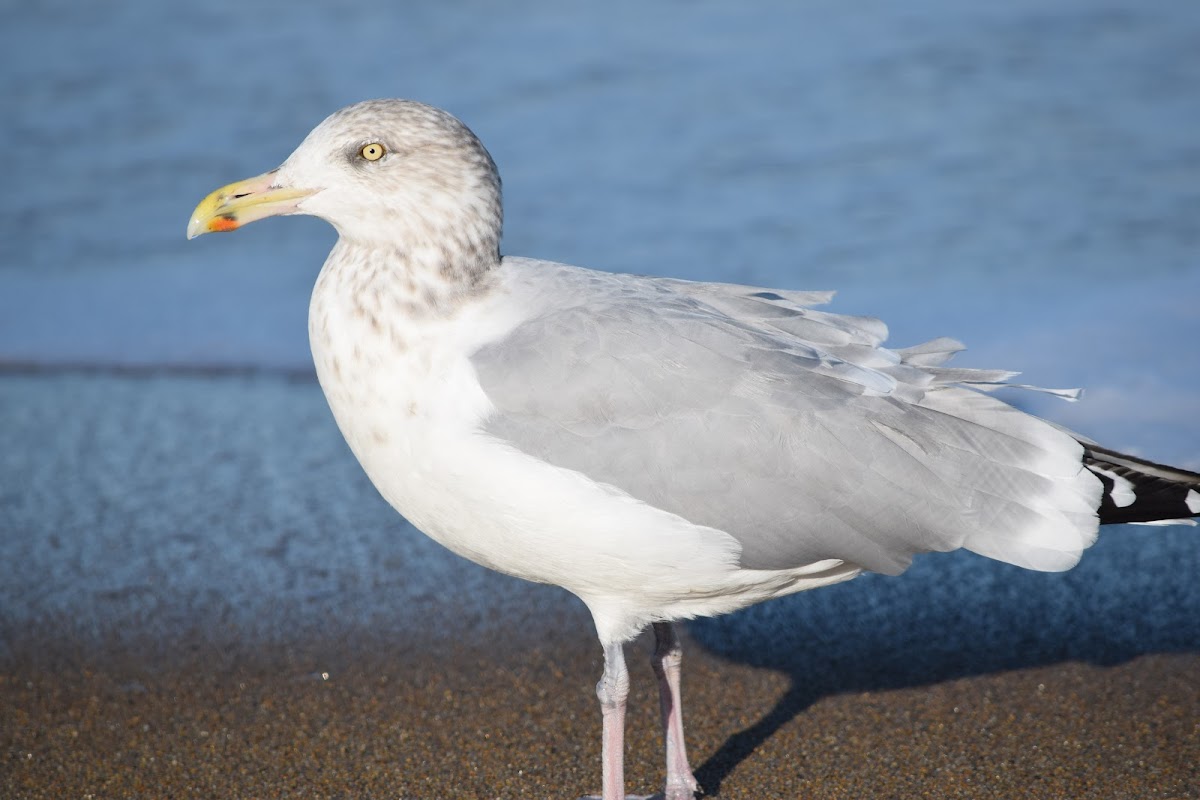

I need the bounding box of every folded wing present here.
[471,259,1102,576]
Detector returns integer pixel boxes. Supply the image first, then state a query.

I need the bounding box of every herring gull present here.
[188,99,1200,800]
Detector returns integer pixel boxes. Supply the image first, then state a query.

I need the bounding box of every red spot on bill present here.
[209,216,239,233]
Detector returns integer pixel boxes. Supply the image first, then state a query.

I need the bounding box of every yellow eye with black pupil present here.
[360,143,386,161]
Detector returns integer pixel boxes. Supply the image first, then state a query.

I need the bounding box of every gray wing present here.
[471,259,1100,575]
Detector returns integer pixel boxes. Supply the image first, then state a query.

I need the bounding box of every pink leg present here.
[592,642,633,800]
[652,623,699,800]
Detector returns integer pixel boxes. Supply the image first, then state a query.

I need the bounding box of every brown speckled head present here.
[277,100,503,278]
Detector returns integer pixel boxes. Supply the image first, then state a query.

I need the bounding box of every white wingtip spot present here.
[1187,489,1200,514]
[1091,466,1136,508]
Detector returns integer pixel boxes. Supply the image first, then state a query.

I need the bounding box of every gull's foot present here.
[664,775,701,800]
[581,791,698,800]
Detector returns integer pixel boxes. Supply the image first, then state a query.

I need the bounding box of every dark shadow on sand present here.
[686,525,1200,796]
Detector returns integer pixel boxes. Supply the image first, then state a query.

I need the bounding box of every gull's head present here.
[188,99,503,257]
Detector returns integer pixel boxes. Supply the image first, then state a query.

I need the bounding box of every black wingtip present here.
[1082,444,1200,525]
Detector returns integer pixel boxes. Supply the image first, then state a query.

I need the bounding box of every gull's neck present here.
[308,234,506,435]
[320,237,501,318]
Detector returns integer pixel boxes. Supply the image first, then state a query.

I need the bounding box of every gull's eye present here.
[359,143,386,161]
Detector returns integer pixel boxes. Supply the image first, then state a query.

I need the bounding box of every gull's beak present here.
[187,170,316,240]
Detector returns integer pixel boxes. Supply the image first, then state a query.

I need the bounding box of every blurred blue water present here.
[4,1,1199,284]
[1,0,1196,459]
[0,1,1197,658]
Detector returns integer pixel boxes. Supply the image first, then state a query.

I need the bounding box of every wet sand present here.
[3,621,1196,799]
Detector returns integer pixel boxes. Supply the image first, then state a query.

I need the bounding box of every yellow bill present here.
[187,171,315,239]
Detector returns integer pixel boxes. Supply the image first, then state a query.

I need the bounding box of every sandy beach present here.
[4,622,1196,799]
